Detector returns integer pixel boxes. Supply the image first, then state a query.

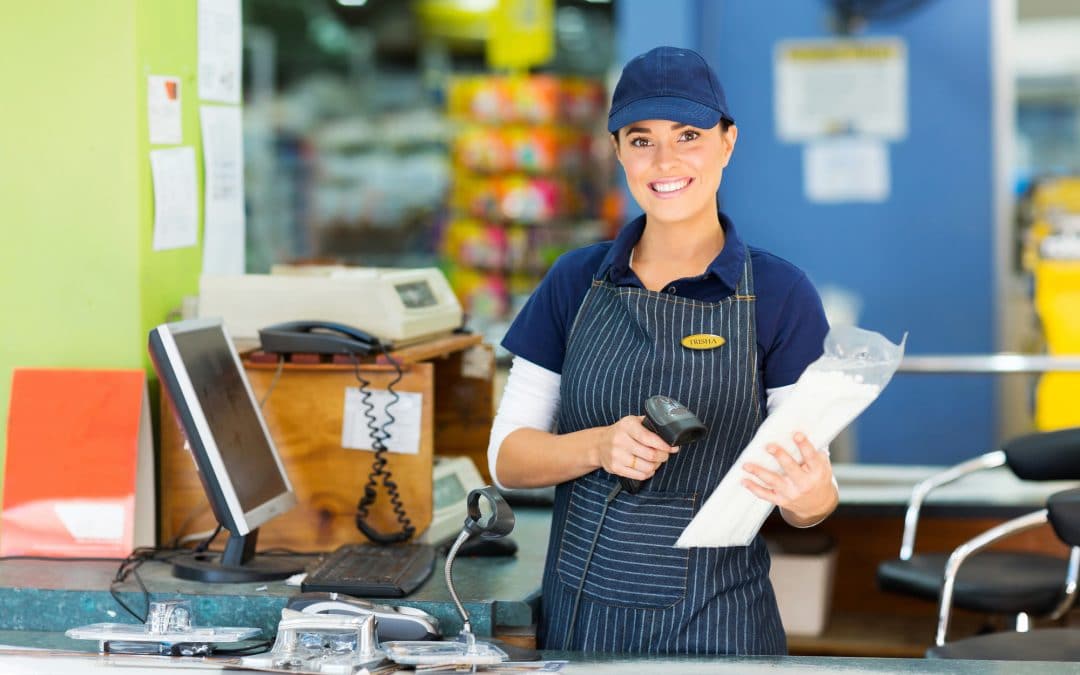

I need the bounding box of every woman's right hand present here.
[596,415,679,480]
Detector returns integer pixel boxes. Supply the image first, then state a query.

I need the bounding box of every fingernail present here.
[672,446,680,453]
[794,432,806,442]
[766,446,777,454]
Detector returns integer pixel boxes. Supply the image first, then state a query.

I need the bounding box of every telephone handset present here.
[258,320,390,356]
[256,320,414,545]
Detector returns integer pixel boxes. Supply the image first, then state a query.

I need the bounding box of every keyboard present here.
[301,543,436,598]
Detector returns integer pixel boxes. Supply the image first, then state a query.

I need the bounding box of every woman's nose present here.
[654,142,677,169]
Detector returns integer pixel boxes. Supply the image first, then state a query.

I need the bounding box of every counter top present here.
[832,463,1080,518]
[0,507,552,639]
[0,641,1073,674]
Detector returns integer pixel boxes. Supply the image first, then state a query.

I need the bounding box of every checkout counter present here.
[0,502,1077,673]
[0,353,1078,671]
[0,469,1076,671]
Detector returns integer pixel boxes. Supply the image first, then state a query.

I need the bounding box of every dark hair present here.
[612,117,734,141]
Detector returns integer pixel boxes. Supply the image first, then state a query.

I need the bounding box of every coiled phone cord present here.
[347,348,415,544]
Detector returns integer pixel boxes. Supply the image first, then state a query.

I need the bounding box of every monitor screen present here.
[150,318,295,537]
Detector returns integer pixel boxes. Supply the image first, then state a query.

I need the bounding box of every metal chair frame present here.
[899,450,1006,560]
[934,508,1080,646]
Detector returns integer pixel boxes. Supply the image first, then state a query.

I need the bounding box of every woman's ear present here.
[609,131,621,160]
[720,124,738,167]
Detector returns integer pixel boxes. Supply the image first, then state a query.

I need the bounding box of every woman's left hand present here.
[741,432,838,527]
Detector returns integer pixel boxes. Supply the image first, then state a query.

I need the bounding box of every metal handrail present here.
[899,354,1080,374]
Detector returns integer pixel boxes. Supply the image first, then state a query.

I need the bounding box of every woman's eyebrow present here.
[626,125,651,134]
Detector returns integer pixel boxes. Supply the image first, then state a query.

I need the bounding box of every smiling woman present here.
[487,45,836,656]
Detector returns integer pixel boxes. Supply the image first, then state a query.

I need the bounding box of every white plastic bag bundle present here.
[676,325,906,548]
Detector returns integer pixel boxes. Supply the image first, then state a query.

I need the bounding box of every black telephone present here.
[257,320,414,545]
[258,320,389,356]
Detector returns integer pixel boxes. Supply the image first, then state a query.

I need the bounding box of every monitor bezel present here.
[151,317,296,537]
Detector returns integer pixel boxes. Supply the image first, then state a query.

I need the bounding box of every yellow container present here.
[1031,177,1080,217]
[1033,259,1080,430]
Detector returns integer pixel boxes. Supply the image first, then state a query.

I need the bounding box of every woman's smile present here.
[649,177,693,196]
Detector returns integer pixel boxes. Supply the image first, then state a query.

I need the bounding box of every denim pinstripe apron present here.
[539,249,786,655]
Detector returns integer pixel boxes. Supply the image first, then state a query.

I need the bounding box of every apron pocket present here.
[556,474,696,610]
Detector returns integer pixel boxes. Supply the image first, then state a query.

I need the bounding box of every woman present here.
[487,46,838,655]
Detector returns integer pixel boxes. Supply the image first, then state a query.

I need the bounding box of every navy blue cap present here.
[607,46,733,134]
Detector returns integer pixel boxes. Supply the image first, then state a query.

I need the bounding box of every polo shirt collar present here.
[598,209,747,292]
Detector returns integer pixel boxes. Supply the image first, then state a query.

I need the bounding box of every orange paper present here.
[2,369,154,558]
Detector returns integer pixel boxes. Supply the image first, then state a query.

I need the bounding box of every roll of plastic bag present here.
[676,325,906,548]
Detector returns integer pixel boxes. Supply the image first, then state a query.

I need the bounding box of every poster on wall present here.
[150,147,198,251]
[804,137,890,203]
[200,105,245,275]
[147,75,182,145]
[775,38,907,142]
[198,0,241,103]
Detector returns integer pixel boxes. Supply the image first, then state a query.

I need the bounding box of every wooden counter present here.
[158,333,495,551]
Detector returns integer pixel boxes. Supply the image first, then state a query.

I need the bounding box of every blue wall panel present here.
[615,1,997,465]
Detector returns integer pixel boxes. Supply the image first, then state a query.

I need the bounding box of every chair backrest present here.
[1003,427,1080,480]
[1048,488,1080,547]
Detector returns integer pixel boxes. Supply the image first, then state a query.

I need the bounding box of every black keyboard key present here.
[302,543,435,598]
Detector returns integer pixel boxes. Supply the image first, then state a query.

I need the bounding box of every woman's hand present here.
[741,432,838,527]
[595,415,678,481]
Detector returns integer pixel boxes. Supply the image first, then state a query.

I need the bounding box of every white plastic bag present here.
[676,325,906,548]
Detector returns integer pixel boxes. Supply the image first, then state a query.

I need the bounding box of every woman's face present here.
[612,120,737,228]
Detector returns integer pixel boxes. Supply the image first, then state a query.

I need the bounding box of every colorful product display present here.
[442,76,609,350]
[1021,177,1080,430]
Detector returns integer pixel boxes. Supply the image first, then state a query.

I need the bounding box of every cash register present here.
[197,266,463,345]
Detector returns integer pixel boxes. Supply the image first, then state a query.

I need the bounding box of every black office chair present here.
[877,427,1080,634]
[928,488,1080,660]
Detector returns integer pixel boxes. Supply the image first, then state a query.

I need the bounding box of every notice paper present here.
[200,105,245,275]
[342,389,422,455]
[198,0,242,103]
[775,38,907,142]
[148,75,182,144]
[804,137,890,203]
[677,326,905,548]
[150,147,198,251]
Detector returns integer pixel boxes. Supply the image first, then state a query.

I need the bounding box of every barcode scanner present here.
[620,395,707,495]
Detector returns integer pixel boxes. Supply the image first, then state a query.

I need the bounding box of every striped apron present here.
[539,250,786,655]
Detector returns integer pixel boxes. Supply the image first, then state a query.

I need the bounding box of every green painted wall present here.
[0,1,205,502]
[136,0,205,367]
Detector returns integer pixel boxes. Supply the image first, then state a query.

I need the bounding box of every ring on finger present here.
[630,455,637,470]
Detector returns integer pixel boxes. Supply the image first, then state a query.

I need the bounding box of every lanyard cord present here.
[562,481,623,649]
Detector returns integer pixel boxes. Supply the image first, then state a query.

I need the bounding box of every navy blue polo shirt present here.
[502,211,829,391]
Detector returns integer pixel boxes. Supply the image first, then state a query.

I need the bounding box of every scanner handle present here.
[617,415,659,495]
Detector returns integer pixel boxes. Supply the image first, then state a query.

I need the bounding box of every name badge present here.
[681,334,726,350]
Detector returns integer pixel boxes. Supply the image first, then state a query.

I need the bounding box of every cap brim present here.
[607,96,726,133]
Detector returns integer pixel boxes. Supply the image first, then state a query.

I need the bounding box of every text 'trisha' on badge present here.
[681,334,726,350]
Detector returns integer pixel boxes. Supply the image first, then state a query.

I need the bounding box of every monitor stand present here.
[171,528,306,584]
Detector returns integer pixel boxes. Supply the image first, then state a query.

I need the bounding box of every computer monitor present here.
[149,317,305,583]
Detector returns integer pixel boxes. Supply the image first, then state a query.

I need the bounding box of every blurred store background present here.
[232,0,1080,462]
[240,0,617,351]
[10,0,1080,469]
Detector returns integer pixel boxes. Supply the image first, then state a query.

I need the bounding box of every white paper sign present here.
[804,137,890,203]
[148,75,182,144]
[200,105,245,274]
[198,0,242,103]
[776,39,907,141]
[342,389,422,455]
[54,501,125,542]
[150,147,199,251]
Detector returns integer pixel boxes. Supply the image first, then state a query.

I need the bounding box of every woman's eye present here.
[679,130,700,142]
[629,137,651,147]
